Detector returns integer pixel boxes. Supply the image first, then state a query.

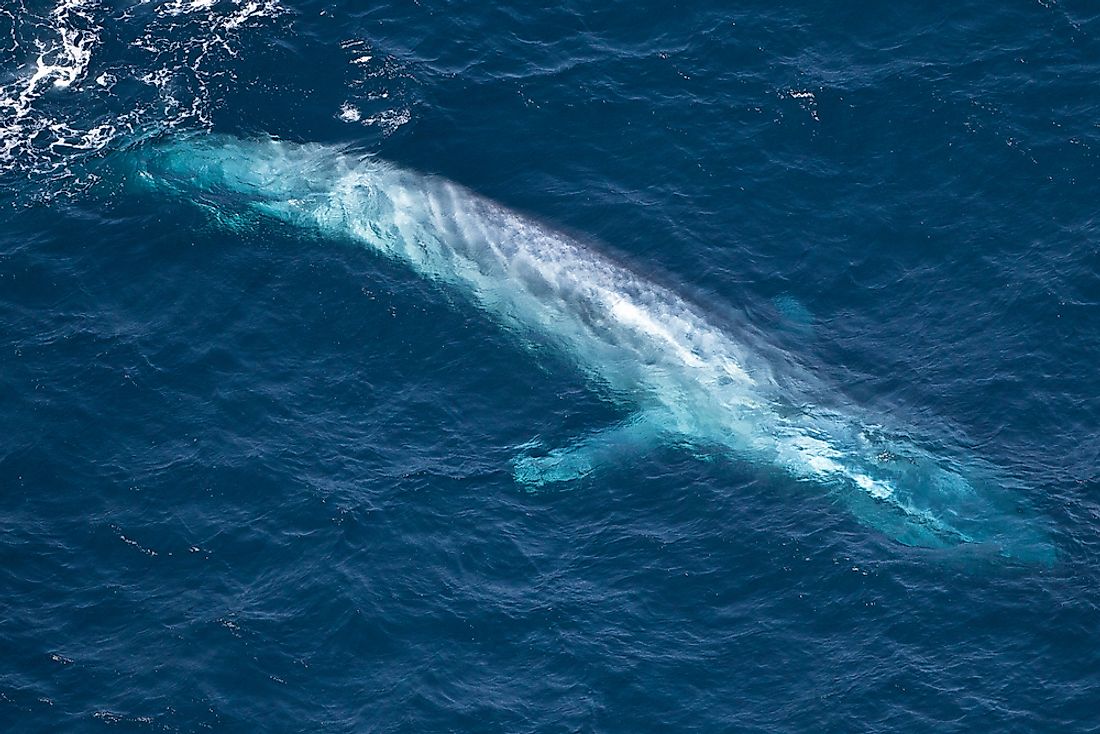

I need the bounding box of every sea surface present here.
[2,1,1099,732]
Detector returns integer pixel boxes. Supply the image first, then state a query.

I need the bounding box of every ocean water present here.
[2,1,1099,732]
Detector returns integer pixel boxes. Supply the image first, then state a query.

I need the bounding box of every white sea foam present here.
[337,38,413,136]
[338,103,361,122]
[0,0,97,152]
[784,89,820,122]
[0,0,283,189]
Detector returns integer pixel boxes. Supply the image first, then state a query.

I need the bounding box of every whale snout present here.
[127,134,360,207]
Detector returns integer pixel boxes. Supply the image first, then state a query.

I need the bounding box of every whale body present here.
[121,134,1053,561]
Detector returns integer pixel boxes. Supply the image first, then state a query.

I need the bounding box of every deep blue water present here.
[2,1,1099,731]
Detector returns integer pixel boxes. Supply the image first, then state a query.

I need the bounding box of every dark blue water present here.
[2,1,1099,731]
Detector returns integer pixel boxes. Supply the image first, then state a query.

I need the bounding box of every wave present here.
[0,0,282,195]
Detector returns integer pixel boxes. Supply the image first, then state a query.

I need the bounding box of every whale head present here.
[126,134,456,271]
[121,134,389,232]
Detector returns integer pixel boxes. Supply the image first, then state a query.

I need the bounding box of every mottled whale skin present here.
[121,134,1053,562]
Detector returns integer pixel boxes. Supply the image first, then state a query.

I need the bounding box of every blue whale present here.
[120,134,1054,562]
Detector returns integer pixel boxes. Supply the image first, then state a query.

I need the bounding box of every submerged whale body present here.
[123,134,1053,562]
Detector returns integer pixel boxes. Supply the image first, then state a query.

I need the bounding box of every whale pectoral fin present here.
[513,412,669,488]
